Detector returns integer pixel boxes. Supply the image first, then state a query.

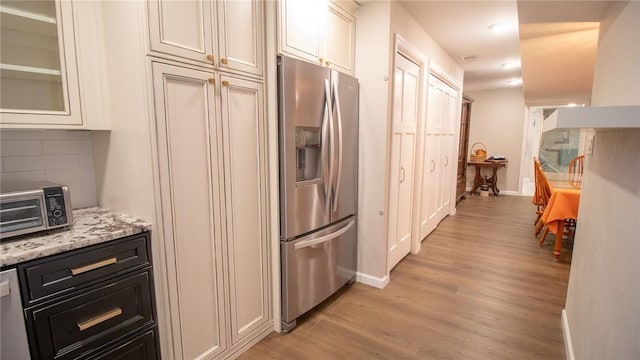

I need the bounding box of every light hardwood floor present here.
[241,195,571,359]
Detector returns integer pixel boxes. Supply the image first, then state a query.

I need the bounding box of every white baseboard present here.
[522,177,535,196]
[500,190,523,196]
[356,272,389,289]
[464,185,524,197]
[562,309,575,360]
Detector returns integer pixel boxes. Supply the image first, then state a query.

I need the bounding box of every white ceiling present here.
[397,0,612,105]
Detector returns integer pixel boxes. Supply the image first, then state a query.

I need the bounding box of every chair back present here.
[568,155,584,177]
[535,161,552,208]
[568,154,584,185]
[533,158,542,206]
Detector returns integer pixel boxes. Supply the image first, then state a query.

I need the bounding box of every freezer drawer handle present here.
[71,257,117,276]
[77,308,123,331]
[294,219,355,250]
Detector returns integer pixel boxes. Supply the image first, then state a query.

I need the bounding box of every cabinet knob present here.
[208,78,215,84]
[325,60,331,67]
[207,54,215,62]
[221,58,228,65]
[319,58,325,66]
[222,80,229,87]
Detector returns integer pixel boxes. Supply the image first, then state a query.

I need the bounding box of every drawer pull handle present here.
[71,257,117,276]
[77,308,123,331]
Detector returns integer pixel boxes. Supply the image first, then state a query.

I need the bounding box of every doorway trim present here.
[385,34,429,263]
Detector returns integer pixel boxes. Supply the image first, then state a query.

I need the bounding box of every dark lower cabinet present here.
[18,232,159,360]
[88,329,158,360]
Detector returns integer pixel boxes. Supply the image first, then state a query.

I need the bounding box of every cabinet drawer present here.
[19,233,150,305]
[88,328,158,360]
[27,271,155,360]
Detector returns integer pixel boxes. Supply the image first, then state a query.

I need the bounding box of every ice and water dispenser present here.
[295,126,321,182]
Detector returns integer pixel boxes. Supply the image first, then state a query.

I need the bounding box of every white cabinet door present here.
[218,74,270,345]
[0,0,82,127]
[216,0,264,76]
[324,2,355,75]
[388,53,419,271]
[148,0,215,65]
[151,62,227,360]
[149,0,264,76]
[278,0,358,74]
[278,0,323,64]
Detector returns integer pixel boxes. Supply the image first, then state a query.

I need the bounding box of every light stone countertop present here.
[0,207,151,267]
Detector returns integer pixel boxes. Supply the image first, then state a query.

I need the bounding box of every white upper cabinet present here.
[323,2,356,74]
[278,0,357,75]
[0,0,108,129]
[217,1,264,76]
[148,0,264,77]
[278,0,323,62]
[147,0,215,64]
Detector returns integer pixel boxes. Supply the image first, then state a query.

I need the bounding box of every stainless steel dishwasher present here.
[1,268,30,359]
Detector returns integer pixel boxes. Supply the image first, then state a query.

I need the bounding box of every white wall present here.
[92,1,156,223]
[355,1,463,286]
[465,87,526,193]
[355,1,392,284]
[564,2,640,359]
[389,2,464,84]
[0,130,97,208]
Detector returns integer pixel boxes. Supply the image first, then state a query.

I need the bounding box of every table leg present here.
[470,166,482,194]
[491,167,500,196]
[553,220,564,260]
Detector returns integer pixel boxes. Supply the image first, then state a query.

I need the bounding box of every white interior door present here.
[437,78,458,220]
[388,53,420,271]
[421,79,443,238]
[421,74,459,238]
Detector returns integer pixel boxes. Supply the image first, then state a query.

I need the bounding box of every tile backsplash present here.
[0,130,97,209]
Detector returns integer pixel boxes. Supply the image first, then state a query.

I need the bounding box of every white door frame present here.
[387,34,429,267]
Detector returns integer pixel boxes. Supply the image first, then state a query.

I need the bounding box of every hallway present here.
[241,195,571,359]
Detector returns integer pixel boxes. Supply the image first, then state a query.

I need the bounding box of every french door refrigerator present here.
[278,55,358,331]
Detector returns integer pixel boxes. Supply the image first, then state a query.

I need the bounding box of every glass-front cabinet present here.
[0,0,83,126]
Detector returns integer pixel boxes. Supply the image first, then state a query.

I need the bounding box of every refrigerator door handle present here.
[324,79,334,215]
[294,219,355,250]
[321,79,331,214]
[331,78,343,213]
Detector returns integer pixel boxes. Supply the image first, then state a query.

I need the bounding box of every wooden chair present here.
[536,163,578,248]
[534,164,552,242]
[568,154,584,181]
[536,155,584,246]
[533,158,545,225]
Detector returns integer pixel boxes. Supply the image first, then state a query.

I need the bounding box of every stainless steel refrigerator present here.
[278,55,358,331]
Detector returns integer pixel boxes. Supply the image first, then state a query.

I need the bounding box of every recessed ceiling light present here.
[507,78,522,85]
[501,62,519,69]
[489,23,509,33]
[567,103,577,107]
